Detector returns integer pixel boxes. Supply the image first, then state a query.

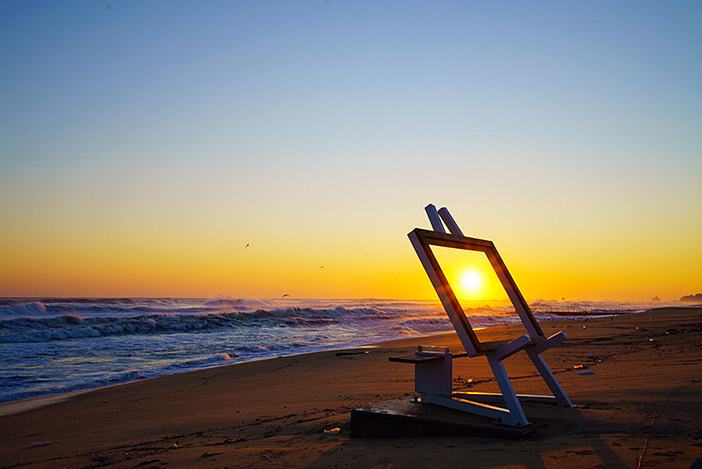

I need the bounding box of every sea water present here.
[0,297,655,404]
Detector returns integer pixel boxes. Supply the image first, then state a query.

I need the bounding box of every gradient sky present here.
[1,0,700,301]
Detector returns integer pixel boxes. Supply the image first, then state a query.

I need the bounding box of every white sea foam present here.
[0,305,395,343]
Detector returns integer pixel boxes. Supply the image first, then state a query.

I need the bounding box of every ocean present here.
[0,297,657,404]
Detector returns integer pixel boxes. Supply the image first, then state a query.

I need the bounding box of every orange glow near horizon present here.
[431,247,512,303]
[0,206,700,302]
[1,2,701,304]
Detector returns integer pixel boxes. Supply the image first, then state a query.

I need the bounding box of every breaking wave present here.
[0,302,49,318]
[0,306,391,343]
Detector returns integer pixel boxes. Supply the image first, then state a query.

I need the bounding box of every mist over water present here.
[0,297,662,404]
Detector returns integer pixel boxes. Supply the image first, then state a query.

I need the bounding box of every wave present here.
[1,370,146,404]
[203,297,282,311]
[0,301,209,320]
[395,317,453,334]
[0,296,659,344]
[175,352,238,369]
[0,306,391,343]
[0,302,49,318]
[0,297,401,320]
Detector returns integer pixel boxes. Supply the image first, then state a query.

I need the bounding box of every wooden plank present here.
[351,398,534,438]
[388,355,444,364]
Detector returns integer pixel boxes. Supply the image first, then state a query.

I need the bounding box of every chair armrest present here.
[494,335,531,360]
[530,331,566,355]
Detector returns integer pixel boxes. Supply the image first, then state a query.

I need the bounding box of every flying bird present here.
[282,293,290,298]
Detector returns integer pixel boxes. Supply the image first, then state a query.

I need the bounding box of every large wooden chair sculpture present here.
[396,204,573,427]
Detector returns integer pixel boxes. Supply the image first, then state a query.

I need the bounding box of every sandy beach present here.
[1,306,701,468]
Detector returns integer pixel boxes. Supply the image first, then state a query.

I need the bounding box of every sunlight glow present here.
[460,270,483,296]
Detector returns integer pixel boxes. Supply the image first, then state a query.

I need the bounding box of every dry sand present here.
[1,306,701,468]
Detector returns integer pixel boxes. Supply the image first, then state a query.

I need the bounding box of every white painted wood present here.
[438,207,464,237]
[493,335,531,361]
[452,392,558,404]
[424,204,445,233]
[485,250,543,338]
[408,230,478,356]
[526,348,574,407]
[414,347,453,395]
[421,394,513,422]
[402,204,575,426]
[487,355,530,426]
[532,331,567,355]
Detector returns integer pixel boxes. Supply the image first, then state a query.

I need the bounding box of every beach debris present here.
[323,427,341,434]
[23,441,59,449]
[578,371,595,375]
[573,364,585,369]
[649,338,659,344]
[198,452,224,459]
[454,376,474,388]
[335,350,369,356]
[586,354,595,359]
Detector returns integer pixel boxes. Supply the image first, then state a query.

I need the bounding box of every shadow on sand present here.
[308,401,639,468]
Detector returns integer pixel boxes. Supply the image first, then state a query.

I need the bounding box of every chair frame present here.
[402,204,573,426]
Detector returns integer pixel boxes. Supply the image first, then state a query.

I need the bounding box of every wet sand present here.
[1,306,701,468]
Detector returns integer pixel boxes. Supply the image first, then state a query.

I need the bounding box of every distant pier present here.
[531,307,638,317]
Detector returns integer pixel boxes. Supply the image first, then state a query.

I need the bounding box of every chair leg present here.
[526,348,574,408]
[486,355,529,426]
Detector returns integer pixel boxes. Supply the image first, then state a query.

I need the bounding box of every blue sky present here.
[1,1,700,299]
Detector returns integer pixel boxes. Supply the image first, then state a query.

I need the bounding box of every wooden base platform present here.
[351,398,535,439]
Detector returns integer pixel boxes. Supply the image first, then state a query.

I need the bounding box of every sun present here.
[460,270,483,296]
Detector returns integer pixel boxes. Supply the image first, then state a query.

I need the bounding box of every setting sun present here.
[460,270,483,296]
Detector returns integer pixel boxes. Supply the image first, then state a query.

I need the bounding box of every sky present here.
[1,0,700,302]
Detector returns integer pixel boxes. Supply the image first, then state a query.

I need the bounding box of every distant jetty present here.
[531,307,637,317]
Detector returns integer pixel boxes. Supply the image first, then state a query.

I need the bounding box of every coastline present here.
[1,306,700,468]
[0,297,670,406]
[0,307,635,414]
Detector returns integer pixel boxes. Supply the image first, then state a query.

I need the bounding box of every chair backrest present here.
[409,205,544,357]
